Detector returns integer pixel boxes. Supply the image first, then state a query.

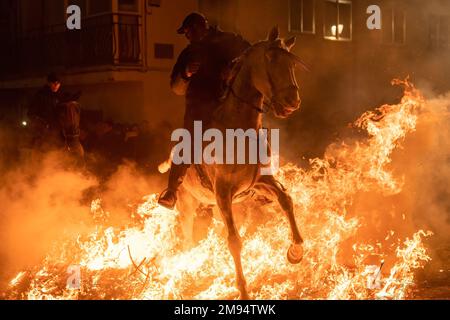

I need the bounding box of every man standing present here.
[28,73,63,151]
[158,13,250,209]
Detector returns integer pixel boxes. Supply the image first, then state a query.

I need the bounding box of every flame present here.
[6,79,434,300]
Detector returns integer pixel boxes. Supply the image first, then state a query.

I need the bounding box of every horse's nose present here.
[284,89,301,110]
[290,97,301,109]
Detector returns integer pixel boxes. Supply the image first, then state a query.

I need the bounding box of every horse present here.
[173,27,307,300]
[58,100,84,164]
[57,99,84,163]
[30,93,85,165]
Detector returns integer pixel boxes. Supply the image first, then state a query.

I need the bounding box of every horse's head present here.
[57,100,81,139]
[245,27,308,118]
[57,99,85,160]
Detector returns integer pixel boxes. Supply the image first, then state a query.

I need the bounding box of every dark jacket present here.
[28,85,61,128]
[170,27,250,119]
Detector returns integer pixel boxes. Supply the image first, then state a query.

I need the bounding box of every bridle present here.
[227,46,302,114]
[229,85,271,113]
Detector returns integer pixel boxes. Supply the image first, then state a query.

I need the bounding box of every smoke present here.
[296,85,450,275]
[395,91,450,243]
[0,144,167,290]
[94,161,167,227]
[0,152,96,285]
[372,89,450,275]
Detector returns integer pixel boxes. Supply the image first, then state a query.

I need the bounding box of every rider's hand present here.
[185,62,201,78]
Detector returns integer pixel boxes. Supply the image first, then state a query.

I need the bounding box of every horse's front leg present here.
[254,175,304,264]
[215,180,250,300]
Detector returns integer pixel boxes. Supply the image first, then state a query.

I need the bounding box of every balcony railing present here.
[0,13,142,79]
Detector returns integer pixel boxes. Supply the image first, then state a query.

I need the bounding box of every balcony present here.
[0,13,142,79]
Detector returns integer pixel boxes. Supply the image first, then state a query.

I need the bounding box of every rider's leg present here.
[158,113,195,210]
[158,100,216,210]
[158,162,190,210]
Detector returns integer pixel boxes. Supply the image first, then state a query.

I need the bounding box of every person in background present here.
[27,72,63,150]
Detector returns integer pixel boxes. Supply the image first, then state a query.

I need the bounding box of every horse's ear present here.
[285,36,296,51]
[268,26,279,42]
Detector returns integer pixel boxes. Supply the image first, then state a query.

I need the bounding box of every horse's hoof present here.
[287,243,303,264]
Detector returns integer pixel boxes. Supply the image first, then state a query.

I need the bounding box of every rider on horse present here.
[158,13,251,209]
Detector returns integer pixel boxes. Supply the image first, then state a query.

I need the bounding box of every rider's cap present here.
[47,72,61,83]
[177,12,208,34]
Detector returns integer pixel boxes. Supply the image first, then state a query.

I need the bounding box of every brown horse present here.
[57,100,84,162]
[30,97,84,165]
[175,27,306,299]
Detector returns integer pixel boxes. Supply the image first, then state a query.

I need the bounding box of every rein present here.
[226,49,274,114]
[226,46,299,115]
[229,86,271,114]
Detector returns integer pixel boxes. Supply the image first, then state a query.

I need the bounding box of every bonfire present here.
[5,79,433,300]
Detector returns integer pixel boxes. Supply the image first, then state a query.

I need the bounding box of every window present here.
[324,0,352,41]
[289,0,315,34]
[382,7,406,45]
[430,15,449,50]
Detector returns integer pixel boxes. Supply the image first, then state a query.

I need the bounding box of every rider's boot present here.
[158,163,189,210]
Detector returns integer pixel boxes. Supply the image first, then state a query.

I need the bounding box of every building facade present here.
[0,0,198,125]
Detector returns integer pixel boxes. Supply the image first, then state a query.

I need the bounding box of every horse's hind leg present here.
[216,182,250,300]
[254,175,304,264]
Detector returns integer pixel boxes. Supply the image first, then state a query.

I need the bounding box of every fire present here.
[6,79,433,300]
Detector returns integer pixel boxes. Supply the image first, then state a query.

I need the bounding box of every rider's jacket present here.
[170,27,250,121]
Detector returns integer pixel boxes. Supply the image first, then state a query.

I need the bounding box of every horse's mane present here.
[226,59,244,88]
[221,40,278,107]
[225,39,309,91]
